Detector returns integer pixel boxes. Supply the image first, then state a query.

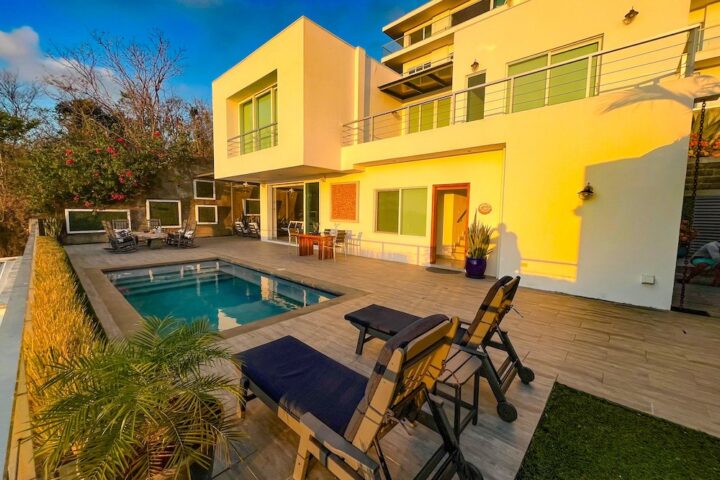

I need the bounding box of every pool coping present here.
[81,255,368,339]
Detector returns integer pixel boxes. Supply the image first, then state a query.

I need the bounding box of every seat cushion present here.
[238,336,368,436]
[344,304,421,336]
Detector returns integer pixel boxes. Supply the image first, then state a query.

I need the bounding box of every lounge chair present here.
[102,220,137,253]
[166,220,188,246]
[178,224,197,248]
[235,315,483,480]
[345,276,534,423]
[148,218,161,230]
[111,218,130,231]
[247,221,260,239]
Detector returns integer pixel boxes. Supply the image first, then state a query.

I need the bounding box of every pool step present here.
[109,265,225,287]
[116,272,240,296]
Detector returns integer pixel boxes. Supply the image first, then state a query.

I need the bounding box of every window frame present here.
[195,204,218,225]
[239,85,278,135]
[193,179,216,200]
[374,187,428,237]
[64,209,131,234]
[243,198,260,216]
[507,37,602,112]
[146,199,182,228]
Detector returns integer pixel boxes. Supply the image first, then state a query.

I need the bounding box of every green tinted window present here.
[194,180,215,199]
[467,73,486,121]
[437,97,451,127]
[408,105,420,133]
[420,102,434,131]
[257,91,273,149]
[377,190,400,233]
[549,43,598,105]
[148,201,181,227]
[400,188,427,236]
[241,101,254,153]
[67,210,129,233]
[509,55,548,112]
[197,206,217,224]
[245,199,260,215]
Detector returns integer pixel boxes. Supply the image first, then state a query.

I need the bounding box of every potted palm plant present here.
[466,211,494,279]
[33,317,243,480]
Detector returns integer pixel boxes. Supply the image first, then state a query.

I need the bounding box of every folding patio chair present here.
[235,315,483,480]
[345,276,534,422]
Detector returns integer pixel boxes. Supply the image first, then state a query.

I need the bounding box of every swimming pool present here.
[106,260,337,331]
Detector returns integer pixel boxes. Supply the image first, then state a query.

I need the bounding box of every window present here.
[146,200,181,228]
[65,209,131,234]
[376,187,427,236]
[243,183,260,216]
[466,72,487,121]
[409,25,432,45]
[193,179,215,200]
[509,41,599,113]
[408,97,451,133]
[408,62,432,75]
[239,85,278,154]
[196,205,218,224]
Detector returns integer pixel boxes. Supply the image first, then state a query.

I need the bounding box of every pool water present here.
[106,260,337,331]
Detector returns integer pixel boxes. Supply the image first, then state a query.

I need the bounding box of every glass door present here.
[305,182,320,233]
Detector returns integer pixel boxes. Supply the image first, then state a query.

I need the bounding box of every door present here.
[430,184,470,264]
[305,182,320,233]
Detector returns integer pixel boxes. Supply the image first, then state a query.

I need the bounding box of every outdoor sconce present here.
[623,7,639,24]
[578,182,595,200]
[471,59,479,71]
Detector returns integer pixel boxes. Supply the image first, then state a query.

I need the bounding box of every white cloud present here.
[0,26,69,82]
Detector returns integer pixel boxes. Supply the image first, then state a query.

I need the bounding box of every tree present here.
[33,317,242,479]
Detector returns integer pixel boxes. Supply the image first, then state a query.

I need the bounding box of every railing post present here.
[450,92,456,125]
[370,116,375,142]
[685,27,700,77]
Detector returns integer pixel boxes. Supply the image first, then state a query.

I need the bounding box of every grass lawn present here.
[516,383,720,479]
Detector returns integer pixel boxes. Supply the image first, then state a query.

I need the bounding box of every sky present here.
[0,0,424,103]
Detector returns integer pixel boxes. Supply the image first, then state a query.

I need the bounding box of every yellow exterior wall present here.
[315,151,504,273]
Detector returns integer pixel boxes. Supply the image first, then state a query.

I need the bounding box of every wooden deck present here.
[65,237,720,480]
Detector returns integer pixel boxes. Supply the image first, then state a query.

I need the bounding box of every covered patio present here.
[64,237,720,480]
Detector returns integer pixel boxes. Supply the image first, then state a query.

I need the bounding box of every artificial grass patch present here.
[516,383,720,480]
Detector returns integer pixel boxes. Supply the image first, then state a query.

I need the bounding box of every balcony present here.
[345,25,701,146]
[379,55,453,100]
[227,123,278,157]
[382,0,505,59]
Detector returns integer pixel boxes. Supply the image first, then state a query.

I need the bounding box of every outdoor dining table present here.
[297,233,334,260]
[133,231,168,249]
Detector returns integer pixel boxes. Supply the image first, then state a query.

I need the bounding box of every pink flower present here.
[116,137,125,143]
[83,200,93,208]
[106,146,116,154]
[65,149,73,156]
[65,158,74,166]
[95,148,101,154]
[73,194,80,202]
[119,177,126,184]
[152,131,161,137]
[124,170,133,178]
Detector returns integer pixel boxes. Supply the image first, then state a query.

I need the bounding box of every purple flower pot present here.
[465,257,487,279]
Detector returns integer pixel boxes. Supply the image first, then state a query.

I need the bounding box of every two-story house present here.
[212,0,720,310]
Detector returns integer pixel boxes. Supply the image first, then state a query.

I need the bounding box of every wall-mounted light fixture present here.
[623,7,639,24]
[578,182,595,200]
[471,59,479,71]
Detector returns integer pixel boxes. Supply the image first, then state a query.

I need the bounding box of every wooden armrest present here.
[299,412,379,479]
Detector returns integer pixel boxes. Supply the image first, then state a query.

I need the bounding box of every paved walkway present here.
[65,237,720,480]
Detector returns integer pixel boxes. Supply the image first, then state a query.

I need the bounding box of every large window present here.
[243,183,260,216]
[240,85,278,153]
[193,179,215,200]
[408,97,451,133]
[196,205,218,225]
[146,200,181,228]
[509,41,599,113]
[65,209,131,234]
[376,187,428,236]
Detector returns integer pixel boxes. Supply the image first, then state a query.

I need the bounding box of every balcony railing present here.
[382,0,504,57]
[346,25,702,146]
[227,123,278,157]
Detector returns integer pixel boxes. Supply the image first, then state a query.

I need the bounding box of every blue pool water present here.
[106,260,337,331]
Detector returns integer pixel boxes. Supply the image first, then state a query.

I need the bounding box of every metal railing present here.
[227,123,278,157]
[382,0,502,56]
[345,25,703,146]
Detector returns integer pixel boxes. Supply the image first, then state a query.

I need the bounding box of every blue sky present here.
[0,0,424,103]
